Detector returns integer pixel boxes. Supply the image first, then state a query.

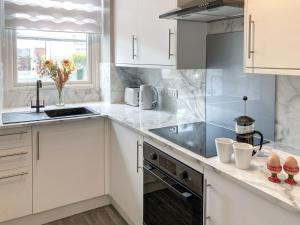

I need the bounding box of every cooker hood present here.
[159,0,244,22]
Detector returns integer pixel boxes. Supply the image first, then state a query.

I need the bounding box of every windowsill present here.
[8,82,96,91]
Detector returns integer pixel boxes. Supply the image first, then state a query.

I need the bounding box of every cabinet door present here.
[114,0,138,65]
[205,168,300,225]
[0,167,32,223]
[33,119,105,213]
[110,121,143,225]
[137,0,176,66]
[245,0,300,74]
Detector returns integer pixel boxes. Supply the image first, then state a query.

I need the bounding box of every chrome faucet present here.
[31,80,45,113]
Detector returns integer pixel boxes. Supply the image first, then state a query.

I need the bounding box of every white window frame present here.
[5,30,100,91]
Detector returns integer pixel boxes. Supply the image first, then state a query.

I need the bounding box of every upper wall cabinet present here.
[244,0,300,76]
[114,0,207,69]
[114,0,138,65]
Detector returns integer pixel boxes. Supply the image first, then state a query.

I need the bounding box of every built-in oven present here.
[143,142,203,225]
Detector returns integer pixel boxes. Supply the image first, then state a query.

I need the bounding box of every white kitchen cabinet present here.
[0,128,31,150]
[0,128,32,172]
[136,0,177,66]
[114,0,207,69]
[0,146,32,172]
[204,167,300,225]
[114,0,138,65]
[244,0,300,76]
[110,121,143,225]
[0,127,33,223]
[33,119,105,213]
[0,167,32,223]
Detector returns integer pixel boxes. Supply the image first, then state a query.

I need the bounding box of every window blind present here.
[3,0,102,33]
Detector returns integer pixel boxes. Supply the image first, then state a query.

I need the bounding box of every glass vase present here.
[56,88,65,107]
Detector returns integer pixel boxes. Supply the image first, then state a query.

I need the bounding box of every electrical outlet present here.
[167,88,178,99]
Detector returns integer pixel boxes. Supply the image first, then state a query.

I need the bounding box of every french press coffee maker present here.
[234,96,264,153]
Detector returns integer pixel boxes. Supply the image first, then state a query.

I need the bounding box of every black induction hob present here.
[149,122,267,158]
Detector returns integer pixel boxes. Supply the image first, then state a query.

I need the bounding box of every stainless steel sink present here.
[2,107,98,124]
[44,107,95,118]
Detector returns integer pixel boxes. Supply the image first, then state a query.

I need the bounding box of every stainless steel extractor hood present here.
[159,0,244,22]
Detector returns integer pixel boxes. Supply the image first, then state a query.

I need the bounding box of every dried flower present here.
[36,58,76,94]
[43,60,53,69]
[61,59,75,71]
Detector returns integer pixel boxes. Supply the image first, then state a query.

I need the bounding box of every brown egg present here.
[284,156,299,169]
[284,156,299,176]
[267,153,282,183]
[268,153,281,168]
[284,156,299,185]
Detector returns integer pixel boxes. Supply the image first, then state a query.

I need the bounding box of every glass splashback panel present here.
[206,32,275,141]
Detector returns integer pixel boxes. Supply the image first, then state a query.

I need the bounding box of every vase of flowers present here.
[57,86,65,107]
[37,59,76,106]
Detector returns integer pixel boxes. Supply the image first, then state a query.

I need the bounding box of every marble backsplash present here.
[275,76,300,154]
[116,67,206,120]
[3,87,101,108]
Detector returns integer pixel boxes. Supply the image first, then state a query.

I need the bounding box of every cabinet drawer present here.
[0,128,31,150]
[0,147,32,171]
[0,167,32,223]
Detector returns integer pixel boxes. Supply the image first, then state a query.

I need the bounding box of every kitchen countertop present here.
[1,102,200,130]
[2,102,300,212]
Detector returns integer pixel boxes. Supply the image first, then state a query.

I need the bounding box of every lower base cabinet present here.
[33,119,106,213]
[204,168,300,225]
[4,117,300,225]
[110,121,143,225]
[0,167,32,223]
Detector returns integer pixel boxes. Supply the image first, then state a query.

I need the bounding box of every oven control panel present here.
[143,142,203,196]
[159,156,177,176]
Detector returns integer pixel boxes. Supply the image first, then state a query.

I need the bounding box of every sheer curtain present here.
[3,0,103,33]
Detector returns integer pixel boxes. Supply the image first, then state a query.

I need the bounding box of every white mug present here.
[215,138,235,163]
[233,142,259,170]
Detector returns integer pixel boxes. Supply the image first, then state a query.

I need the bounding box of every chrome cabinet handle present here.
[0,151,28,159]
[37,131,40,160]
[0,131,28,137]
[168,29,175,59]
[132,35,137,60]
[248,14,255,59]
[203,179,211,225]
[0,172,28,180]
[136,141,142,173]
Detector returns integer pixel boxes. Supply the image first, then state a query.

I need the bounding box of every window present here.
[16,30,89,84]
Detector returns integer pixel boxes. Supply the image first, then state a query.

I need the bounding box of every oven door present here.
[143,161,203,225]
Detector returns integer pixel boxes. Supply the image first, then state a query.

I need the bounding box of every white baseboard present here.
[1,195,111,225]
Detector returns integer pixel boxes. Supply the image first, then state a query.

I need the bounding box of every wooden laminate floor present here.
[44,205,128,225]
